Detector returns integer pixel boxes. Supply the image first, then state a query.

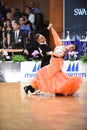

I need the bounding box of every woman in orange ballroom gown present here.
[24,24,82,95]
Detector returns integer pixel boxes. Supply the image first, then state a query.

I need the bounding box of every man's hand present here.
[23,50,29,55]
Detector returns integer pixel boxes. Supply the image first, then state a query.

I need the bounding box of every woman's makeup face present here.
[67,44,76,51]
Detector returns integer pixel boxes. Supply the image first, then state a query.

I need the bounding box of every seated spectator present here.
[11,7,21,23]
[22,13,33,35]
[24,6,35,33]
[2,19,13,48]
[0,20,3,48]
[5,12,15,27]
[24,6,35,24]
[28,1,44,34]
[10,21,25,49]
[19,17,31,39]
[29,1,42,14]
[23,37,39,60]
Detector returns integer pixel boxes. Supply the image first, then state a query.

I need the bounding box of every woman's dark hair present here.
[5,19,13,29]
[69,43,78,51]
[74,44,78,50]
[72,43,78,51]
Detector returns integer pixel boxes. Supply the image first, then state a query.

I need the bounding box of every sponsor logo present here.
[67,63,79,72]
[74,8,87,16]
[25,63,41,78]
[32,63,41,72]
[66,62,86,78]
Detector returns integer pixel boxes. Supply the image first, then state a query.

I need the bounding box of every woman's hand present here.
[47,23,53,30]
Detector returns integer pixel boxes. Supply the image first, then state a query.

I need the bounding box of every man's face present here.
[13,23,19,30]
[37,35,46,44]
[19,18,25,25]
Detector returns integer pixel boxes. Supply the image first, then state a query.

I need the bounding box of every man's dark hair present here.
[34,33,40,41]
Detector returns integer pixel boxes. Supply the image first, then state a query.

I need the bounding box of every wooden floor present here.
[0,82,87,130]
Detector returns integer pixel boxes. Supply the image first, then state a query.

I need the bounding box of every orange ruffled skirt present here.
[31,57,82,95]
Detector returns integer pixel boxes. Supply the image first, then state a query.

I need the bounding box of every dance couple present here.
[24,24,82,96]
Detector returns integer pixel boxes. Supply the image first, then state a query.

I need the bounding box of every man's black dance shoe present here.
[24,85,35,94]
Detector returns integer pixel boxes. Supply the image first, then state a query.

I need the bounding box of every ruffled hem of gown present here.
[31,66,82,94]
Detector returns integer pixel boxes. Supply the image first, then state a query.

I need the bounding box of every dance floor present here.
[0,82,87,130]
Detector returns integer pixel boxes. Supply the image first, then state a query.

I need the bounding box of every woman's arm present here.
[52,51,65,58]
[47,23,62,46]
[46,50,65,58]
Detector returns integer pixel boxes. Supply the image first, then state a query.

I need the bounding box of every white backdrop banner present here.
[20,61,41,82]
[62,60,87,82]
[0,60,87,82]
[20,60,87,82]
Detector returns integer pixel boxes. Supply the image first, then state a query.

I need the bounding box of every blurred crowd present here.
[0,0,46,61]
